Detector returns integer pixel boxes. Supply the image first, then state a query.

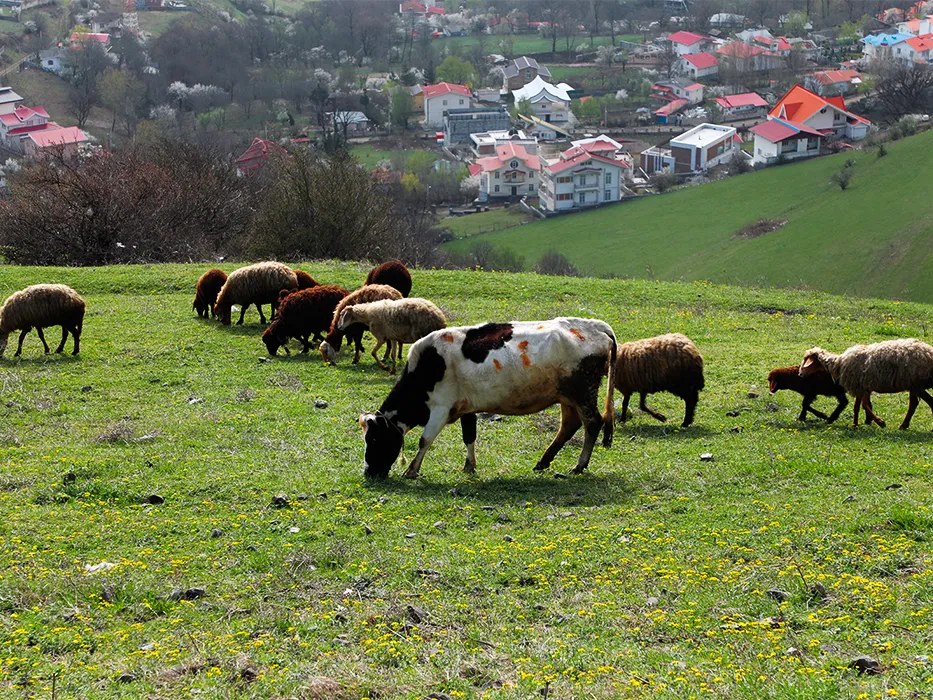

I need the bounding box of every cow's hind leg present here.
[534,404,581,472]
[461,413,477,474]
[570,401,603,475]
[402,413,447,479]
[639,392,666,422]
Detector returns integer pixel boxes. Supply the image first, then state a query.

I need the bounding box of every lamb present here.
[293,269,318,290]
[192,268,227,319]
[768,365,848,423]
[365,260,412,298]
[319,284,403,365]
[800,339,933,429]
[214,261,298,326]
[614,333,705,427]
[262,285,349,356]
[337,297,446,374]
[0,284,86,358]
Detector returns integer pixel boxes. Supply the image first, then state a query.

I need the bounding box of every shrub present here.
[878,142,888,157]
[534,250,580,277]
[469,241,524,272]
[831,166,854,191]
[648,171,678,193]
[728,156,752,176]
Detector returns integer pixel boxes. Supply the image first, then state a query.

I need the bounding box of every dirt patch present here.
[734,218,788,239]
[747,305,808,316]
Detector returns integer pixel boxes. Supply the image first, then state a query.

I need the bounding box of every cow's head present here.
[359,411,403,479]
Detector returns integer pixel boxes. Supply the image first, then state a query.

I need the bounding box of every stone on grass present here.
[211,528,223,538]
[117,673,138,683]
[271,494,289,508]
[700,453,714,462]
[146,494,165,505]
[314,399,328,409]
[850,655,882,675]
[407,604,429,624]
[767,588,791,602]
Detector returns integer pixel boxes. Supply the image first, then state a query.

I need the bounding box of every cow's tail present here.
[602,324,617,449]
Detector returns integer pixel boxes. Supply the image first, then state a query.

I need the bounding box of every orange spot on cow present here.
[569,328,586,341]
[493,358,502,370]
[537,325,545,330]
[521,354,531,367]
[518,340,529,350]
[442,333,454,343]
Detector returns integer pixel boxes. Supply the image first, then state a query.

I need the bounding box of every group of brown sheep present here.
[2,268,933,432]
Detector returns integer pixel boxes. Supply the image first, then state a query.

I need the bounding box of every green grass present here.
[444,34,616,56]
[447,128,933,304]
[6,68,114,134]
[138,10,187,38]
[351,145,432,171]
[1,262,933,697]
[440,207,528,238]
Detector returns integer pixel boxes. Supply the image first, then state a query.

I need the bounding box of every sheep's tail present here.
[602,327,617,449]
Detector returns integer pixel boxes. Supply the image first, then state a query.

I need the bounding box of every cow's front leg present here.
[571,401,603,474]
[535,404,581,472]
[461,413,477,474]
[402,413,447,479]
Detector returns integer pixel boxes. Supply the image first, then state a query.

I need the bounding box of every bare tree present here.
[873,61,933,122]
[587,0,603,46]
[539,0,562,55]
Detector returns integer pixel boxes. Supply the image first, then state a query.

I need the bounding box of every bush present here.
[728,155,752,176]
[534,250,580,277]
[831,166,854,191]
[648,171,678,193]
[878,142,888,157]
[468,241,524,272]
[890,116,918,141]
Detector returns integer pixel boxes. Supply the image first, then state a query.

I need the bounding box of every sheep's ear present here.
[801,355,816,369]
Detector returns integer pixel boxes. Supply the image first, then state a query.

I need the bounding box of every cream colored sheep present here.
[0,284,86,358]
[214,261,298,326]
[800,338,933,429]
[319,284,403,365]
[338,298,446,374]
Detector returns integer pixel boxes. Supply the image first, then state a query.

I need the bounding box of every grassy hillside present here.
[1,263,933,698]
[447,129,933,304]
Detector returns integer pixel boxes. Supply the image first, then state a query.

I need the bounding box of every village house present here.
[0,93,89,160]
[569,135,634,182]
[472,142,540,201]
[769,84,871,140]
[897,16,933,34]
[804,70,862,97]
[538,142,630,213]
[235,137,285,176]
[470,129,536,158]
[750,34,793,56]
[442,106,510,147]
[499,56,552,92]
[892,33,933,64]
[517,113,572,141]
[22,127,88,160]
[422,82,472,127]
[399,1,445,16]
[677,51,719,79]
[408,84,424,111]
[717,41,784,71]
[640,123,739,174]
[0,86,23,116]
[665,30,714,56]
[652,78,704,105]
[861,32,912,61]
[714,92,769,119]
[38,45,68,75]
[511,76,573,123]
[749,119,823,165]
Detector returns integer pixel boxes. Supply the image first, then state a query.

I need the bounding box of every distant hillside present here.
[446,129,933,303]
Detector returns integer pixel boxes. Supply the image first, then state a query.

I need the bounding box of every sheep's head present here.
[261,325,286,356]
[0,331,8,358]
[337,308,356,331]
[320,340,337,364]
[767,368,782,394]
[214,303,232,326]
[799,348,826,377]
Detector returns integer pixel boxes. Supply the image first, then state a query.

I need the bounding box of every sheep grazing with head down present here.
[768,365,848,423]
[800,339,933,429]
[293,269,318,290]
[365,261,412,298]
[614,333,705,427]
[262,285,349,356]
[319,284,403,365]
[214,261,298,326]
[193,268,228,319]
[0,284,86,358]
[337,297,446,374]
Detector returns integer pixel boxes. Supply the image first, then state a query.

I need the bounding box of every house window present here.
[494,172,500,179]
[605,172,612,184]
[494,185,500,193]
[578,192,586,203]
[459,99,464,105]
[443,99,448,106]
[557,176,572,183]
[807,137,819,150]
[47,60,53,66]
[577,176,587,186]
[781,140,797,154]
[604,189,611,201]
[557,193,572,201]
[528,184,534,192]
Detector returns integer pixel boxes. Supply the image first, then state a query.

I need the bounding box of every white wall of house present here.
[752,134,820,165]
[540,161,625,212]
[673,41,706,56]
[529,96,570,123]
[479,163,538,200]
[424,93,471,127]
[678,60,718,79]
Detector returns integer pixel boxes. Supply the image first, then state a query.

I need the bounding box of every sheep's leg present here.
[916,390,933,430]
[55,326,69,354]
[370,338,390,372]
[900,392,919,430]
[257,305,267,325]
[618,393,631,422]
[299,335,311,354]
[639,392,666,422]
[72,324,81,355]
[402,413,447,479]
[237,305,247,325]
[461,413,477,474]
[14,328,31,357]
[534,403,582,472]
[389,340,399,376]
[35,327,50,354]
[802,396,829,421]
[681,390,699,427]
[353,333,364,364]
[862,395,885,428]
[827,394,848,424]
[852,394,861,426]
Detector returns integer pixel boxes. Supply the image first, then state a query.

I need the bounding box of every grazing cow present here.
[359,317,617,479]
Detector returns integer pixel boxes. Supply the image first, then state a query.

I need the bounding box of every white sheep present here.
[0,284,86,358]
[214,261,298,326]
[337,298,446,374]
[800,338,933,429]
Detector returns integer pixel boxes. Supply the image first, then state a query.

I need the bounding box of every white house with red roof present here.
[716,41,784,72]
[803,70,863,97]
[474,142,540,201]
[893,33,933,64]
[751,34,793,56]
[769,84,870,140]
[422,82,472,127]
[0,104,89,159]
[538,142,630,213]
[23,126,88,160]
[677,51,719,79]
[652,78,705,105]
[235,137,286,176]
[714,92,769,119]
[666,30,713,56]
[749,119,823,166]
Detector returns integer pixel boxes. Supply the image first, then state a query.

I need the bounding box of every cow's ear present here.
[359,413,376,432]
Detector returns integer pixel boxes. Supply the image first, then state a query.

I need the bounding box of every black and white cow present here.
[359,317,618,479]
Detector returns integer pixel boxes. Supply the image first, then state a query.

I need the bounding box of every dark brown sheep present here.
[193,268,228,319]
[262,285,349,356]
[365,261,412,298]
[768,365,848,423]
[293,269,318,290]
[0,284,86,358]
[319,284,403,365]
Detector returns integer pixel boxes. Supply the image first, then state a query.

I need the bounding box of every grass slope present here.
[1,263,933,698]
[447,129,933,304]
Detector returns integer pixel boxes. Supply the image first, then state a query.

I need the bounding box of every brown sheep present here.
[262,285,349,356]
[193,268,228,319]
[214,261,298,326]
[768,365,848,423]
[319,284,403,365]
[293,269,318,290]
[0,284,86,358]
[365,261,412,298]
[614,333,705,427]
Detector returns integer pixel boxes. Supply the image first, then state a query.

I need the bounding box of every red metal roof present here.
[683,52,719,69]
[750,118,823,143]
[906,33,933,51]
[475,142,540,173]
[70,32,109,43]
[545,149,627,175]
[808,69,861,85]
[667,31,707,45]
[236,137,285,173]
[28,126,87,148]
[422,82,471,99]
[654,98,689,116]
[715,92,768,109]
[717,41,774,58]
[770,84,870,126]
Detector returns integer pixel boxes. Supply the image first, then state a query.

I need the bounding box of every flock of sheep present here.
[2,263,933,439]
